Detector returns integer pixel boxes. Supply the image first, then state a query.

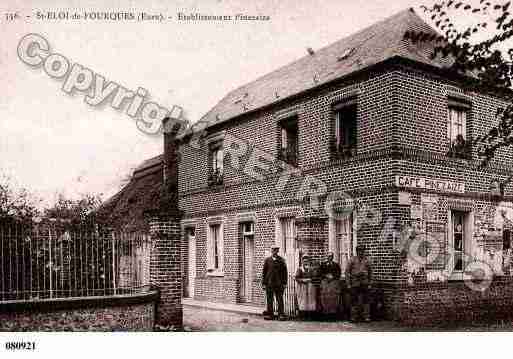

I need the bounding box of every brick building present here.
[114,8,513,324]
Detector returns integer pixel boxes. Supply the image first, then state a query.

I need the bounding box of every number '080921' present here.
[5,342,36,351]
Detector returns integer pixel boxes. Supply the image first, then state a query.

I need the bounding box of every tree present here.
[43,192,103,223]
[406,1,513,190]
[0,173,41,220]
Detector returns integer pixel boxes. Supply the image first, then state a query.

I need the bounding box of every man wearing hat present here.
[345,244,372,322]
[262,245,288,320]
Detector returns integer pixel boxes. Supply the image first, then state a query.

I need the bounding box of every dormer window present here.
[208,143,223,186]
[279,117,298,166]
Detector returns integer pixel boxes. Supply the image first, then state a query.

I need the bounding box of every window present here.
[279,117,298,166]
[335,216,353,276]
[277,217,298,274]
[207,223,223,275]
[332,103,357,158]
[241,222,254,236]
[504,229,511,251]
[208,144,223,186]
[452,212,465,271]
[447,106,469,158]
[449,210,472,277]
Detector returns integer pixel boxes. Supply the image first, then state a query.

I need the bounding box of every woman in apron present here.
[295,255,319,320]
[319,252,342,319]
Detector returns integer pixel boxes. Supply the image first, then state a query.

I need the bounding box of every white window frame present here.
[447,107,467,145]
[275,216,298,275]
[328,212,357,278]
[447,209,474,281]
[211,146,224,174]
[207,221,224,276]
[334,103,357,148]
[279,117,298,165]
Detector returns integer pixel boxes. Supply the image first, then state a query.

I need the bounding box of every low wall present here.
[382,277,513,327]
[0,290,159,332]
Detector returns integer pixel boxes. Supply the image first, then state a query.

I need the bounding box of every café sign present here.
[395,175,465,194]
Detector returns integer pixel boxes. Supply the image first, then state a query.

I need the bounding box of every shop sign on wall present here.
[395,175,465,194]
[421,194,439,222]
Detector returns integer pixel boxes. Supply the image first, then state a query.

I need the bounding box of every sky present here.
[1,0,445,206]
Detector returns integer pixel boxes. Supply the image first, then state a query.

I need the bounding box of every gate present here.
[0,219,151,302]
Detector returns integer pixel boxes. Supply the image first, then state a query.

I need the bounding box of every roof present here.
[96,160,163,232]
[200,8,452,127]
[133,154,163,179]
[101,8,454,225]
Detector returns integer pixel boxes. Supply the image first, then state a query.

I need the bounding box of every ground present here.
[183,306,513,331]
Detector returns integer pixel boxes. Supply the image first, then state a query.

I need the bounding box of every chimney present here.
[147,117,185,329]
[161,117,181,213]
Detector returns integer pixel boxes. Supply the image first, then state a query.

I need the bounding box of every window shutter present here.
[352,213,357,256]
[328,218,336,262]
[464,212,474,262]
[274,218,282,258]
[217,148,224,172]
[219,224,224,272]
[447,211,453,272]
[206,226,214,270]
[462,111,467,140]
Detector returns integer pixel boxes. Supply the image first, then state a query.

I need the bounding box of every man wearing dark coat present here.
[320,252,342,279]
[262,245,288,320]
[346,244,372,322]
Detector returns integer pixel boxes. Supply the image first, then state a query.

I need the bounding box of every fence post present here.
[111,232,117,296]
[48,228,53,299]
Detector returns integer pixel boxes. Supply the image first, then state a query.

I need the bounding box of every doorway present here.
[185,227,196,298]
[240,222,254,303]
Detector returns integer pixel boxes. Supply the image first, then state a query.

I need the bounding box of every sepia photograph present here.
[2,0,513,356]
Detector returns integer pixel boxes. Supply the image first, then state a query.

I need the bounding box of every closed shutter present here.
[461,111,467,140]
[219,224,224,271]
[446,210,453,272]
[206,226,214,270]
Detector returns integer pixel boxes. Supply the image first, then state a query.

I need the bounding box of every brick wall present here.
[149,217,182,328]
[176,60,513,322]
[382,277,513,327]
[0,302,154,332]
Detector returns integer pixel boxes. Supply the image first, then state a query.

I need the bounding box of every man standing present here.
[345,244,372,322]
[320,252,341,280]
[262,245,288,320]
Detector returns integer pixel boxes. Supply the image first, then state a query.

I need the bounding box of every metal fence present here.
[0,220,151,302]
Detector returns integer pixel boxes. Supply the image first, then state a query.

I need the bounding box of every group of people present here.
[261,244,372,322]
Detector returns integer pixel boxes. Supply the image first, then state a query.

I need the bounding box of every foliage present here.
[405,1,513,170]
[0,173,41,220]
[43,192,103,223]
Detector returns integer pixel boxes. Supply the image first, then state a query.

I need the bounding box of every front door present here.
[186,227,196,298]
[241,222,254,302]
[336,215,353,275]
